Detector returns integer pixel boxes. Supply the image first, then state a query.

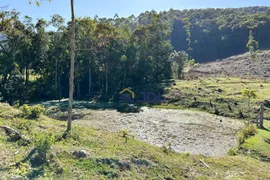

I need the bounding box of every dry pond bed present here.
[73,107,244,156]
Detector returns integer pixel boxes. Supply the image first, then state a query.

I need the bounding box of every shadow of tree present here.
[20,148,37,164]
[39,80,173,119]
[27,165,45,179]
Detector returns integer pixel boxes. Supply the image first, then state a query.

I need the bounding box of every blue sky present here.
[2,0,270,22]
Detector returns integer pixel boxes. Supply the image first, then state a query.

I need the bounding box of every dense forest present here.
[0,6,270,104]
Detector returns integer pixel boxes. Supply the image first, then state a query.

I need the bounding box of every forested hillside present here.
[0,6,270,104]
[108,6,270,62]
[169,6,270,62]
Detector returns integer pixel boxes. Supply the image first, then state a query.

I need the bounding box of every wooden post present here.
[259,103,264,128]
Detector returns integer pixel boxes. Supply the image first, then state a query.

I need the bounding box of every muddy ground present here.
[73,107,244,156]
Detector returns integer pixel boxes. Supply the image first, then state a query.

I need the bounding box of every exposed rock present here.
[264,100,270,108]
[217,88,223,93]
[118,160,131,171]
[72,150,90,158]
[9,175,23,180]
[117,104,141,113]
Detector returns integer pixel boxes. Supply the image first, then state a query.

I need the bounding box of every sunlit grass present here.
[159,77,270,119]
[241,121,270,160]
[1,115,270,179]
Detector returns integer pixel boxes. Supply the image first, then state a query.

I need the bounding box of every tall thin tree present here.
[67,0,75,131]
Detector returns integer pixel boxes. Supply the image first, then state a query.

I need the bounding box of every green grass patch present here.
[240,121,270,161]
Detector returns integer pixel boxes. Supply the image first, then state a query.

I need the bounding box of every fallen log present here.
[200,159,210,169]
[0,125,31,144]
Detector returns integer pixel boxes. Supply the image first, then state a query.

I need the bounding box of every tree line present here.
[0,6,269,105]
[0,10,185,104]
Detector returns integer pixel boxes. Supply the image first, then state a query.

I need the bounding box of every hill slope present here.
[188,50,270,78]
[137,6,270,62]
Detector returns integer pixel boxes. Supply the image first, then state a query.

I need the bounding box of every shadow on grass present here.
[0,148,46,179]
[20,148,37,164]
[27,165,45,179]
[41,80,173,116]
[261,123,270,132]
[262,127,270,132]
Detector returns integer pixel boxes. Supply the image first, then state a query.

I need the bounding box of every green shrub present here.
[162,142,173,154]
[117,104,140,113]
[237,124,257,145]
[30,105,45,118]
[227,148,237,156]
[238,133,246,145]
[34,133,54,161]
[63,128,80,141]
[243,124,257,136]
[19,104,32,118]
[20,104,45,119]
[16,120,33,131]
[119,129,134,143]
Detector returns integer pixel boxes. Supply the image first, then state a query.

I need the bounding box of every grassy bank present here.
[154,77,270,120]
[239,121,270,161]
[0,103,270,179]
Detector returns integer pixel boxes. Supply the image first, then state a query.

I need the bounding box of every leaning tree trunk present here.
[67,0,75,132]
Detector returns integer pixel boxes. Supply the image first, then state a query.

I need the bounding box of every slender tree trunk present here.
[25,67,29,88]
[77,81,80,98]
[58,58,63,101]
[55,59,58,98]
[123,65,125,89]
[67,0,75,132]
[75,64,80,98]
[105,62,108,94]
[101,69,104,92]
[59,71,62,102]
[89,66,92,96]
[2,73,8,84]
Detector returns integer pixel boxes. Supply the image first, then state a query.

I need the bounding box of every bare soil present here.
[74,107,244,156]
[187,50,270,78]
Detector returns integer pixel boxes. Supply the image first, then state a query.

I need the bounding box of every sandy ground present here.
[73,107,244,156]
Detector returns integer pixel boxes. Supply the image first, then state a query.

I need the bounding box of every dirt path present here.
[73,107,244,156]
